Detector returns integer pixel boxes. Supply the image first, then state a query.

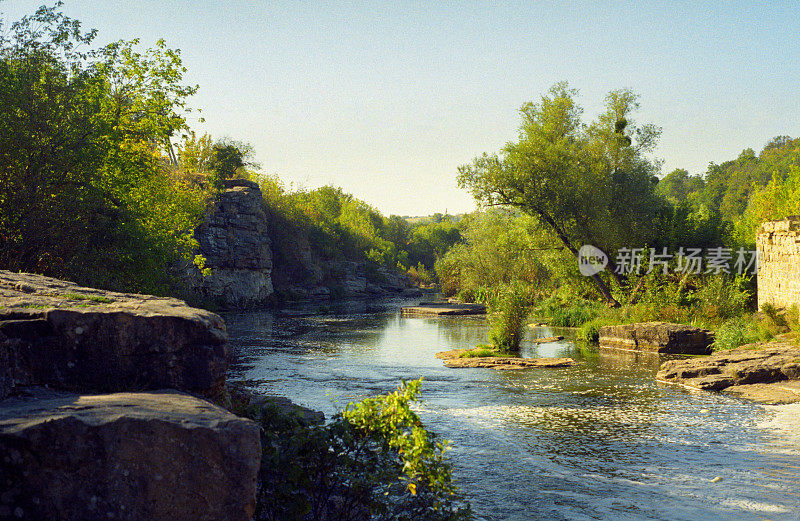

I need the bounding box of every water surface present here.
[225,307,800,521]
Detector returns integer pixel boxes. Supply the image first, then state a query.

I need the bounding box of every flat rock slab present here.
[401,302,486,316]
[0,270,228,398]
[436,350,576,370]
[599,321,713,354]
[0,389,260,521]
[657,342,800,403]
[533,336,564,344]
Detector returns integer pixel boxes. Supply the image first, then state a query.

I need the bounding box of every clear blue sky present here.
[3,1,799,216]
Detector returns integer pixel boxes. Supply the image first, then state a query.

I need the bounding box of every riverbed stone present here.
[599,322,714,354]
[436,349,576,369]
[402,302,487,316]
[657,342,800,403]
[0,270,228,398]
[0,388,260,521]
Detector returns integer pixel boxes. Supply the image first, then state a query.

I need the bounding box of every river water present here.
[224,303,800,521]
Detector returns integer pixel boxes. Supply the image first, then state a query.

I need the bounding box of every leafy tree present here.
[457,83,669,306]
[209,138,258,179]
[0,4,210,293]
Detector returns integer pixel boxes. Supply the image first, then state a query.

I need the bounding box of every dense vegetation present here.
[254,172,461,285]
[441,83,800,351]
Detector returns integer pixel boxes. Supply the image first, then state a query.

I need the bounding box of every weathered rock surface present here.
[0,389,260,521]
[533,336,564,344]
[0,270,228,399]
[657,342,800,403]
[194,179,274,309]
[757,216,800,310]
[599,322,714,355]
[435,349,577,370]
[402,302,487,316]
[227,382,325,425]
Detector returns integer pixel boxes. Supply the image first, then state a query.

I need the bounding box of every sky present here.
[3,1,799,216]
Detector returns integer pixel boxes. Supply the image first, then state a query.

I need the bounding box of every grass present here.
[459,346,515,358]
[61,292,114,304]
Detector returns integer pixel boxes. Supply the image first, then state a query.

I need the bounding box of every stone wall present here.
[194,179,273,309]
[757,217,800,310]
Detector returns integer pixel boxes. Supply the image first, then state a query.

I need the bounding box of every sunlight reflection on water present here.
[225,308,800,521]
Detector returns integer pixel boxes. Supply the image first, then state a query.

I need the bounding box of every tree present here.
[457,83,669,306]
[0,4,210,292]
[209,138,258,179]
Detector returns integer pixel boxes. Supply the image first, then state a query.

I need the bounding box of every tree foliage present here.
[0,4,211,293]
[457,83,669,305]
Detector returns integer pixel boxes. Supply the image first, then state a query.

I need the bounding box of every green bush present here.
[488,281,530,353]
[577,317,616,342]
[536,295,600,328]
[254,380,472,521]
[696,275,751,322]
[714,316,760,350]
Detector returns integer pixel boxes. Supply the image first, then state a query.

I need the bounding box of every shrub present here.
[578,317,616,342]
[254,380,472,521]
[696,275,752,322]
[714,316,760,350]
[488,281,530,353]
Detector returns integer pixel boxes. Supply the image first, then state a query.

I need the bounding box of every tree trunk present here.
[535,209,621,307]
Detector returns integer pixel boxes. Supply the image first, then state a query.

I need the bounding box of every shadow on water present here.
[224,307,800,521]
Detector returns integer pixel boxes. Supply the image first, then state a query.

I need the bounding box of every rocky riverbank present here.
[657,341,800,404]
[0,270,281,520]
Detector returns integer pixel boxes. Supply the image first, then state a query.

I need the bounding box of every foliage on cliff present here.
[0,5,214,294]
[255,173,461,275]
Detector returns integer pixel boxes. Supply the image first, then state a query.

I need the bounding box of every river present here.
[224,303,800,521]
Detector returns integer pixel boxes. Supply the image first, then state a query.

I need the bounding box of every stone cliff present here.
[194,179,274,309]
[192,178,417,309]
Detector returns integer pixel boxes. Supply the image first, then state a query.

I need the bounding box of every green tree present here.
[0,4,210,293]
[209,138,258,179]
[457,83,669,306]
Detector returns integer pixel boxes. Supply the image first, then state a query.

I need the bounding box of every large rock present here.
[0,271,228,399]
[599,322,713,354]
[194,179,274,309]
[657,342,800,403]
[0,389,260,521]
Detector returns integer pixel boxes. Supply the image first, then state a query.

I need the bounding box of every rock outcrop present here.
[401,301,487,316]
[194,179,274,309]
[0,270,228,399]
[657,342,800,403]
[0,271,262,520]
[0,389,260,521]
[599,322,714,355]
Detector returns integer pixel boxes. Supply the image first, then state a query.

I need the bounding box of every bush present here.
[488,282,530,353]
[696,275,752,322]
[714,316,760,350]
[254,380,472,521]
[536,295,600,328]
[577,317,616,342]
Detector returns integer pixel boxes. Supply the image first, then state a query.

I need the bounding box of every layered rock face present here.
[0,389,260,521]
[0,270,228,399]
[599,322,714,355]
[194,179,274,309]
[657,342,800,404]
[757,217,800,310]
[0,271,260,521]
